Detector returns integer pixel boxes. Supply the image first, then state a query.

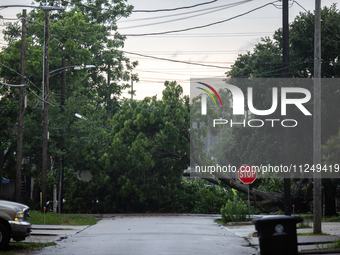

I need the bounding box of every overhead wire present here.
[271,0,294,9]
[58,0,217,13]
[231,60,315,78]
[120,1,249,23]
[0,60,43,93]
[47,32,233,69]
[1,1,308,100]
[119,1,251,30]
[0,82,25,87]
[121,1,281,36]
[121,50,231,69]
[17,2,277,37]
[132,0,218,12]
[133,69,224,76]
[140,33,272,38]
[16,17,270,40]
[0,101,12,115]
[0,61,60,106]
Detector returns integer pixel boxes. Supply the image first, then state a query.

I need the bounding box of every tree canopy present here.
[224,4,340,170]
[0,0,136,202]
[190,4,340,213]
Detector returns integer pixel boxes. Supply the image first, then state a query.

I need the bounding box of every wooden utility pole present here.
[58,58,66,214]
[42,9,50,211]
[282,0,291,216]
[15,9,26,203]
[313,0,322,234]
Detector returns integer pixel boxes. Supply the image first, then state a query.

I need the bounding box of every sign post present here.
[238,165,257,219]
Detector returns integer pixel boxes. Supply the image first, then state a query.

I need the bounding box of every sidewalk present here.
[18,225,90,243]
[223,220,340,255]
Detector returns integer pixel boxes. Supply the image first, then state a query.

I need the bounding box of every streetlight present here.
[50,65,96,77]
[56,64,95,213]
[75,113,87,120]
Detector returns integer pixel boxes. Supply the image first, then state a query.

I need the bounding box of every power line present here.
[58,0,217,13]
[230,60,314,78]
[24,17,110,36]
[22,11,271,38]
[271,0,294,9]
[0,82,25,87]
[119,1,250,30]
[131,50,248,53]
[48,33,232,69]
[21,2,277,37]
[127,52,246,56]
[133,69,225,76]
[22,17,271,38]
[122,50,231,69]
[120,1,250,23]
[121,1,280,36]
[59,0,102,10]
[132,0,218,12]
[120,32,270,37]
[0,17,19,21]
[292,0,308,12]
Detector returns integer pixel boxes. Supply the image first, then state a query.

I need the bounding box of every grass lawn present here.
[297,232,330,236]
[0,242,55,255]
[324,216,340,222]
[328,239,340,249]
[29,211,99,225]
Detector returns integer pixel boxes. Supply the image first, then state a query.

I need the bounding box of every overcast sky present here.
[1,0,338,99]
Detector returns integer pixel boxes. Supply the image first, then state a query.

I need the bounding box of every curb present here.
[79,213,222,218]
[226,221,254,226]
[31,233,58,236]
[299,248,340,254]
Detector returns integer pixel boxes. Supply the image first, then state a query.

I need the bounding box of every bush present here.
[220,199,248,223]
[174,179,234,214]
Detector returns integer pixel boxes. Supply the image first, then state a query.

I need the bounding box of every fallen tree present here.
[191,154,313,212]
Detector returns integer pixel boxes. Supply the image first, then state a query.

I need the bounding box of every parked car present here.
[0,200,31,249]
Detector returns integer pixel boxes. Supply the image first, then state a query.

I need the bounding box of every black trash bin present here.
[253,215,303,255]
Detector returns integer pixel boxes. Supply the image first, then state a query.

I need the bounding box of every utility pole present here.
[41,4,64,211]
[282,0,291,216]
[131,78,133,99]
[58,58,66,214]
[313,0,322,234]
[42,9,50,211]
[15,9,26,203]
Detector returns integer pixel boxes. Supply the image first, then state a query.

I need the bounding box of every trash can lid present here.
[253,215,303,223]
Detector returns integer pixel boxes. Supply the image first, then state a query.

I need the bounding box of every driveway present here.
[32,215,257,255]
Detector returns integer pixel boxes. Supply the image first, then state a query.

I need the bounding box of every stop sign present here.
[238,164,257,184]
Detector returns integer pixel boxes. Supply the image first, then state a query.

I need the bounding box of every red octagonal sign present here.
[238,164,257,184]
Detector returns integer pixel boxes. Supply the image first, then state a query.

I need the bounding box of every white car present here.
[0,200,31,249]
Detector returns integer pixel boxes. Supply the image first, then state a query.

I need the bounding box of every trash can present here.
[253,215,303,255]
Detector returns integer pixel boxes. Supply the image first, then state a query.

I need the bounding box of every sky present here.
[1,0,338,99]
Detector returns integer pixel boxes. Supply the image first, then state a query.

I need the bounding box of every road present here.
[33,215,257,255]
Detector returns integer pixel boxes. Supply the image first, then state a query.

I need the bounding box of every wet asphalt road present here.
[33,215,257,255]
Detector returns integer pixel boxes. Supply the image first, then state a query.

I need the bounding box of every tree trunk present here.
[190,153,318,211]
[323,179,337,216]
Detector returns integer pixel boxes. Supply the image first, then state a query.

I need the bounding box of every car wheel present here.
[0,223,10,249]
